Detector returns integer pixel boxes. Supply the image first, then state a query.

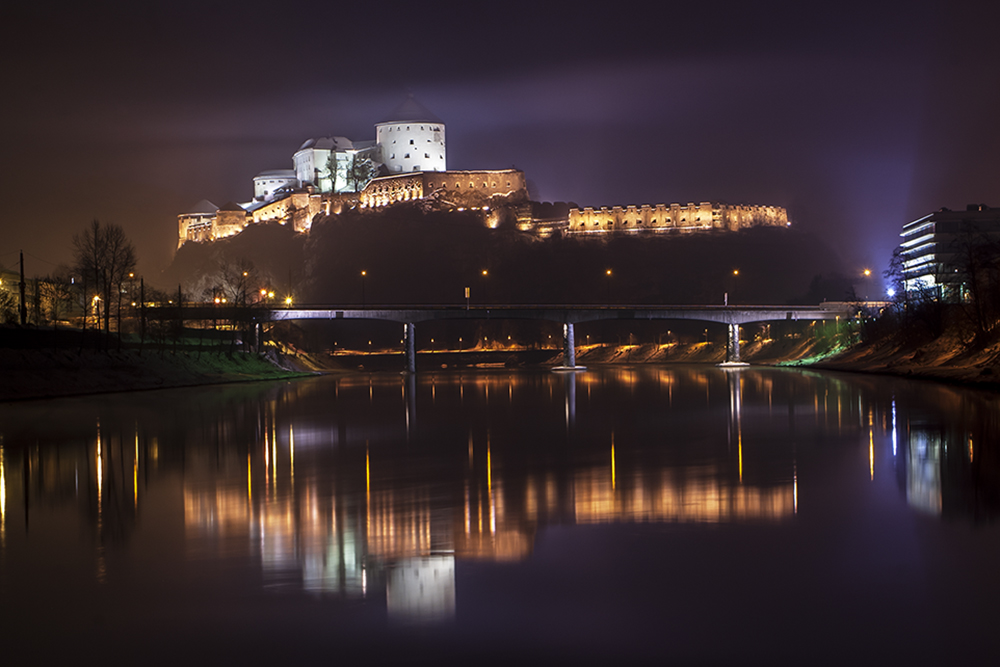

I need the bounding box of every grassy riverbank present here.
[0,347,316,401]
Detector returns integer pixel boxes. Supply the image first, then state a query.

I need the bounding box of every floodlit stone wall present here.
[567,202,788,234]
[359,169,527,209]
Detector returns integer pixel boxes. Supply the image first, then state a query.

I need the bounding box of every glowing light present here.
[247,453,252,505]
[284,296,292,306]
[968,435,974,463]
[863,268,871,277]
[887,287,896,298]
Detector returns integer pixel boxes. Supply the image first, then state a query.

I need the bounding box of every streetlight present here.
[862,268,872,301]
[481,269,489,305]
[606,269,612,305]
[360,270,367,308]
[732,269,740,305]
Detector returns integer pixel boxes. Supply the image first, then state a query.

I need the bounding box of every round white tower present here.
[375,95,446,174]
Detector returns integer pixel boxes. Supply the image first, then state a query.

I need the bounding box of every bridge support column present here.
[726,323,741,363]
[564,322,576,367]
[405,322,416,373]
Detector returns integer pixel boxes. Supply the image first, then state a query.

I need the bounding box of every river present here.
[1,366,998,665]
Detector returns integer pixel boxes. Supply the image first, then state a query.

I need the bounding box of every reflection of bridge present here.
[152,303,852,370]
[271,304,851,370]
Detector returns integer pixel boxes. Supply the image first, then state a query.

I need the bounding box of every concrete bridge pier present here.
[564,323,576,367]
[554,322,586,371]
[405,322,416,373]
[723,322,749,366]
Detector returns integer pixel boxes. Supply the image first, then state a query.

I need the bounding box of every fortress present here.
[178,96,788,247]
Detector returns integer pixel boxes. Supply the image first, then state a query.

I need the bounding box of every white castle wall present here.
[376,121,446,174]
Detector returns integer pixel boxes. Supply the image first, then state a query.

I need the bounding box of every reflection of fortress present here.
[177,95,788,247]
[4,368,996,626]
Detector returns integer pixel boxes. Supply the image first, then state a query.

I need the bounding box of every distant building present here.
[900,204,1000,298]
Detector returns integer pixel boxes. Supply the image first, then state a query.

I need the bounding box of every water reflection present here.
[3,366,1000,629]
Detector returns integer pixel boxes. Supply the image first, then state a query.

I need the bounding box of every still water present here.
[1,366,999,664]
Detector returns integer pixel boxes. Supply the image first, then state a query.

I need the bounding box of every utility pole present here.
[140,277,146,351]
[18,250,27,326]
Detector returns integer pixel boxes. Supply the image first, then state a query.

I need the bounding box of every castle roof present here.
[218,201,246,212]
[183,199,219,215]
[255,169,296,178]
[298,136,354,151]
[377,94,443,125]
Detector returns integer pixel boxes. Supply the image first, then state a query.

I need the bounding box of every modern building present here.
[900,204,1000,298]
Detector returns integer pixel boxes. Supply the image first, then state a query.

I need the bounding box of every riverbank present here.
[806,328,1000,389]
[0,347,315,401]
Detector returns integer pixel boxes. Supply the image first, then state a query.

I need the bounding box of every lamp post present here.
[732,269,740,305]
[361,270,367,308]
[481,269,488,305]
[862,268,871,301]
[606,269,612,306]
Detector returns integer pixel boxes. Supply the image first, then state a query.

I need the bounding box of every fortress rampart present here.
[567,202,788,234]
[360,169,527,209]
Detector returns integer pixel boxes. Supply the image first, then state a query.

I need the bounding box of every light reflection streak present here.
[1,443,6,548]
[289,425,295,488]
[793,464,798,514]
[95,421,106,584]
[611,435,616,491]
[892,399,897,456]
[134,428,139,508]
[869,429,874,481]
[488,443,495,535]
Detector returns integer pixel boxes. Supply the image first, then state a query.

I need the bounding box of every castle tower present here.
[376,95,446,174]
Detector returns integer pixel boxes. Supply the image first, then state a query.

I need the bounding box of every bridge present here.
[262,303,852,371]
[149,303,851,371]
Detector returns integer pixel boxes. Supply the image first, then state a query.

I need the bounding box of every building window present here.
[424,153,430,158]
[404,153,410,158]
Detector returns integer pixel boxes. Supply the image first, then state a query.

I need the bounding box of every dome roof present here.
[377,94,443,125]
[254,169,297,179]
[298,136,354,151]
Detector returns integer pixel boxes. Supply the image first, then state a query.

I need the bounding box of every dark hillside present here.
[160,206,848,306]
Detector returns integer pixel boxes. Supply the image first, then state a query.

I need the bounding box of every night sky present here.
[2,1,999,290]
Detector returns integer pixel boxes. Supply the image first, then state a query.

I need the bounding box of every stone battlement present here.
[567,202,788,234]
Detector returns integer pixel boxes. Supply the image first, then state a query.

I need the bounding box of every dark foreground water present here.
[1,366,1000,665]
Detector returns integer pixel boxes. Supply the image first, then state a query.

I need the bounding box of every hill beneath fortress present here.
[161,205,850,307]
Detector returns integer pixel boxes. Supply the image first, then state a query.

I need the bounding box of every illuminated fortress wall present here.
[567,202,789,234]
[359,169,527,209]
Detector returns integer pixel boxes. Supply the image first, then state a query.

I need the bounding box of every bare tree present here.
[72,220,137,346]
